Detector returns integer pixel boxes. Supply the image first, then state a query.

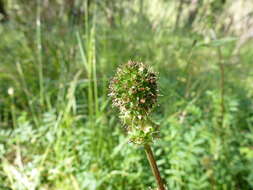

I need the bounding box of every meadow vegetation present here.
[0,0,253,189]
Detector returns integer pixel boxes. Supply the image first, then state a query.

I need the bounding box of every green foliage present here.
[1,0,253,189]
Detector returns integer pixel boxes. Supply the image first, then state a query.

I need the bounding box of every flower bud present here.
[109,61,159,144]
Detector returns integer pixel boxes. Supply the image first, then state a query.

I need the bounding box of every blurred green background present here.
[0,0,253,189]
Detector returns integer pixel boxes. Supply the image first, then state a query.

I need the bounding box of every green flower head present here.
[109,61,159,144]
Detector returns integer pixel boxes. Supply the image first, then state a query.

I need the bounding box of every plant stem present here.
[144,144,166,190]
[217,47,225,129]
[174,0,184,31]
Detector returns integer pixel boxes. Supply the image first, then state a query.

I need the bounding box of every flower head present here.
[109,61,159,144]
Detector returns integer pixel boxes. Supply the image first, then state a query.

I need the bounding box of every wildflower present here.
[109,61,159,144]
[109,61,166,190]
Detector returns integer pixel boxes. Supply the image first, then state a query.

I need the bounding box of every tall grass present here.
[0,0,253,189]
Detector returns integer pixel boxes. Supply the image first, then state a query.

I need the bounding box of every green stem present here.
[144,144,166,190]
[217,47,225,129]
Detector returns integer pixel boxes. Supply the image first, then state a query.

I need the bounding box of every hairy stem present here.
[144,144,166,190]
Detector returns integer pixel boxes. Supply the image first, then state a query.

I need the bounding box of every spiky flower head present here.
[109,61,159,144]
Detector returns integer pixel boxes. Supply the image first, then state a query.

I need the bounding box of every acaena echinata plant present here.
[109,61,166,190]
